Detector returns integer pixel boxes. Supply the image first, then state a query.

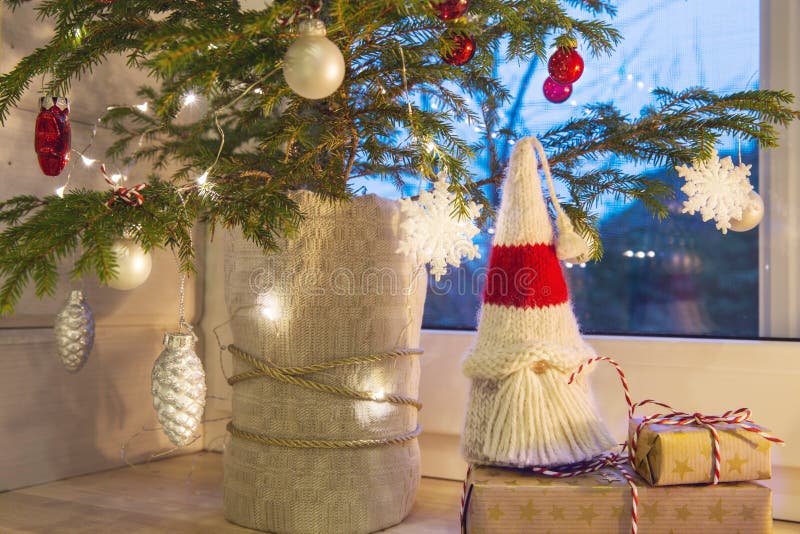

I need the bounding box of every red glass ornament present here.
[543,77,572,104]
[34,97,71,177]
[547,47,584,85]
[440,31,476,66]
[430,0,470,21]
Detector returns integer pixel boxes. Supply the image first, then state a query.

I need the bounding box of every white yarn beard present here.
[462,305,615,467]
[462,371,615,467]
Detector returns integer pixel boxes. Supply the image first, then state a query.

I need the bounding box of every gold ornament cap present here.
[298,18,327,37]
[163,331,195,351]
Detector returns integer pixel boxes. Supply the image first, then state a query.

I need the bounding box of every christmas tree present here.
[0,0,797,314]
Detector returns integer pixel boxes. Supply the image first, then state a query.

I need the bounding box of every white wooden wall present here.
[0,3,202,491]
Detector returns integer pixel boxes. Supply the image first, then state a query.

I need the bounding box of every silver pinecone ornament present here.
[54,290,95,373]
[151,332,206,447]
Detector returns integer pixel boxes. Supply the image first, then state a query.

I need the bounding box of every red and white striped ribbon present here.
[101,164,146,208]
[459,465,472,534]
[569,356,784,485]
[458,447,640,534]
[529,446,640,534]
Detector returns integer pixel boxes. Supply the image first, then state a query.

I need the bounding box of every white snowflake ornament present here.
[397,176,482,281]
[677,149,753,234]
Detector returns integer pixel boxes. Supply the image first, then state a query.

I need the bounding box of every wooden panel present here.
[0,326,202,492]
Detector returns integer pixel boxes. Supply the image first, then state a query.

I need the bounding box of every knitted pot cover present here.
[223,191,427,534]
[461,138,615,467]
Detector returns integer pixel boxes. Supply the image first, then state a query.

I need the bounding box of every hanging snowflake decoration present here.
[397,175,482,281]
[677,149,753,234]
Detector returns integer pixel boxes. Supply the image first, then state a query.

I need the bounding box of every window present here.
[418,0,770,337]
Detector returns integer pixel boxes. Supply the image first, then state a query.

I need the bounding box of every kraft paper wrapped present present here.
[462,464,772,534]
[629,417,773,486]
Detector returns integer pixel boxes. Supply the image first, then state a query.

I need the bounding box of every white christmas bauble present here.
[729,191,764,232]
[151,332,207,447]
[107,238,152,290]
[283,19,345,100]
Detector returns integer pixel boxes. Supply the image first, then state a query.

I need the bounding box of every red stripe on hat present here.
[483,243,569,308]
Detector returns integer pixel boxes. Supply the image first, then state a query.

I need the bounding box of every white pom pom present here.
[556,215,592,263]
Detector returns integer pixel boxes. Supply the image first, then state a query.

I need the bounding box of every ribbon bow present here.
[101,164,146,208]
[277,0,322,26]
[570,357,784,487]
[460,446,641,534]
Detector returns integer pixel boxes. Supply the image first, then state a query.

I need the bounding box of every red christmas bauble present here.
[543,77,572,103]
[34,97,71,177]
[430,0,470,21]
[440,31,476,66]
[547,47,584,85]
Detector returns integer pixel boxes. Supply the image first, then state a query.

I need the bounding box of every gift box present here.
[629,417,773,486]
[462,464,772,534]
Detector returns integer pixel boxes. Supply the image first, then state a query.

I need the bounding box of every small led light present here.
[182,92,198,107]
[258,293,280,321]
[81,155,96,167]
[110,174,123,184]
[373,388,385,401]
[135,102,149,112]
[579,263,587,268]
[507,139,515,145]
[487,228,495,235]
[490,132,498,139]
[196,171,209,186]
[623,250,634,258]
[635,251,646,259]
[254,88,264,95]
[647,250,656,258]
[626,73,634,81]
[565,262,574,269]
[55,186,66,198]
[636,81,645,90]
[570,99,578,107]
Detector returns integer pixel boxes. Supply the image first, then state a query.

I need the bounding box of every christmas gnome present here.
[462,136,615,467]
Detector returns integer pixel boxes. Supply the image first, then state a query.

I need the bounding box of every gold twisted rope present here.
[227,421,422,449]
[226,344,424,410]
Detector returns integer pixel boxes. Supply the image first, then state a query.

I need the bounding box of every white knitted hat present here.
[461,137,614,467]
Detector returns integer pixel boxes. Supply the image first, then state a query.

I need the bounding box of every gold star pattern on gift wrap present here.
[549,505,566,520]
[576,504,598,526]
[726,453,749,474]
[709,499,729,523]
[611,505,628,520]
[756,437,772,453]
[757,470,771,479]
[641,501,661,523]
[519,499,540,521]
[739,504,756,520]
[675,504,692,521]
[672,458,694,480]
[487,503,504,521]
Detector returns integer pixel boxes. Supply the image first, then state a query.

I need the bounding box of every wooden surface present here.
[0,452,798,534]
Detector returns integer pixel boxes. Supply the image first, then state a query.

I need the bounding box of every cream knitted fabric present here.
[461,137,614,467]
[223,191,427,534]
